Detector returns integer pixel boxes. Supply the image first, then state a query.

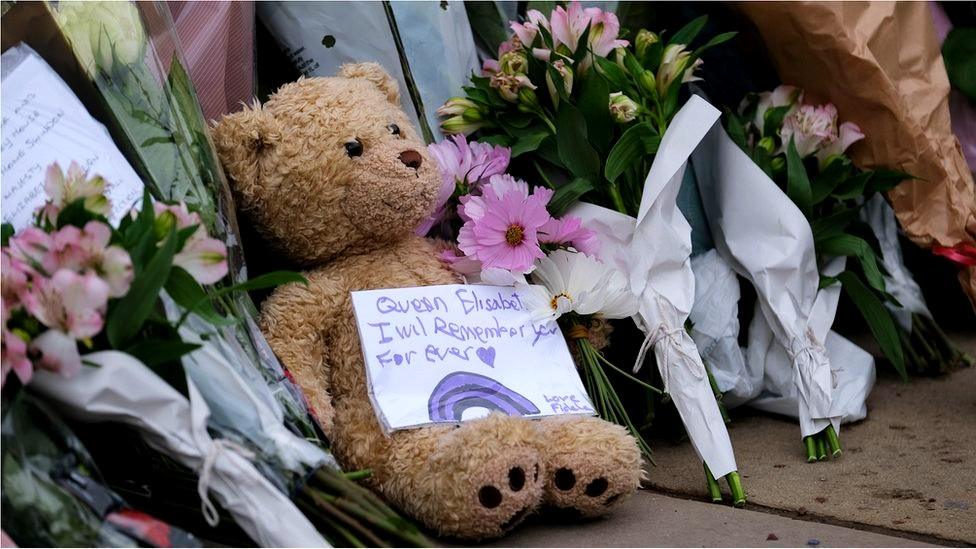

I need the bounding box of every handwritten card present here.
[1,44,143,230]
[351,284,595,432]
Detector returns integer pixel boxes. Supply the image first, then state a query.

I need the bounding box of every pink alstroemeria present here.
[815,121,865,167]
[38,162,110,225]
[457,176,553,272]
[779,103,838,158]
[1,251,29,310]
[749,85,801,136]
[50,222,134,297]
[538,216,600,256]
[549,2,627,67]
[511,9,549,49]
[7,227,57,276]
[1,302,32,386]
[29,329,83,378]
[153,203,229,285]
[24,269,110,340]
[586,9,628,57]
[418,136,511,236]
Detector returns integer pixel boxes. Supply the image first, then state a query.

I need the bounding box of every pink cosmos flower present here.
[418,136,512,236]
[153,203,229,284]
[38,162,110,225]
[1,301,32,386]
[815,121,865,167]
[51,222,134,297]
[457,176,553,272]
[538,216,600,256]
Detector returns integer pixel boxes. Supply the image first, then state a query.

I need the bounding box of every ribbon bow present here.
[634,324,706,393]
[933,242,976,267]
[197,438,256,527]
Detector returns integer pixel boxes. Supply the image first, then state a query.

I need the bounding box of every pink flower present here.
[29,329,83,378]
[7,228,57,276]
[482,58,500,76]
[1,251,29,310]
[24,269,110,340]
[539,216,600,256]
[1,302,32,386]
[457,176,553,272]
[815,121,865,167]
[50,222,134,297]
[779,103,838,158]
[38,162,110,225]
[418,136,511,236]
[511,9,549,49]
[153,203,228,284]
[490,72,537,103]
[586,9,628,57]
[749,85,801,136]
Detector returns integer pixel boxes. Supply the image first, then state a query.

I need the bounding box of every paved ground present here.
[645,336,976,545]
[482,491,934,548]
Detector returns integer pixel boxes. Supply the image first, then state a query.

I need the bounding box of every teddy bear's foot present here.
[535,415,642,519]
[394,413,545,540]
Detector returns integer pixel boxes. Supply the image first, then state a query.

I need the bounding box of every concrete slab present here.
[478,491,935,547]
[645,334,976,545]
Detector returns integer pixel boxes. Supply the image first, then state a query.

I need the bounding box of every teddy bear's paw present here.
[535,415,642,519]
[425,414,545,540]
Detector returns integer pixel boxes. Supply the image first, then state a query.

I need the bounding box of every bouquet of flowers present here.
[431,2,746,506]
[1,164,430,547]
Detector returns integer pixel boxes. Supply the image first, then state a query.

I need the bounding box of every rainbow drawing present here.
[427,371,540,422]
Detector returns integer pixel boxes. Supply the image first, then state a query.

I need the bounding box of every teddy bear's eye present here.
[387,124,401,136]
[344,139,364,158]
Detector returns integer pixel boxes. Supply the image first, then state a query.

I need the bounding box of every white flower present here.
[517,250,637,322]
[53,1,147,77]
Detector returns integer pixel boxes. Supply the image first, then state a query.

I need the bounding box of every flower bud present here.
[441,115,484,136]
[770,156,786,172]
[517,87,540,112]
[635,29,659,60]
[609,92,639,123]
[758,136,776,154]
[499,50,529,75]
[154,210,177,241]
[639,70,657,97]
[461,107,484,122]
[614,46,627,69]
[437,97,478,118]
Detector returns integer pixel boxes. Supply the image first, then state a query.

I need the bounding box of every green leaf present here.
[125,339,201,368]
[837,271,906,380]
[463,1,511,55]
[816,234,887,293]
[107,226,178,348]
[511,132,549,157]
[571,24,591,67]
[207,271,307,300]
[725,111,749,151]
[831,172,872,201]
[762,105,792,140]
[141,135,175,147]
[478,134,513,147]
[56,199,106,229]
[692,31,737,56]
[865,169,912,194]
[1,223,13,247]
[594,56,632,94]
[786,138,813,218]
[164,267,233,325]
[811,157,854,204]
[556,103,601,181]
[943,27,976,102]
[547,178,593,217]
[668,15,707,47]
[811,208,858,241]
[578,74,612,155]
[605,122,654,183]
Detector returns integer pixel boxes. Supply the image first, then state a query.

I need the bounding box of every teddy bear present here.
[211,63,642,540]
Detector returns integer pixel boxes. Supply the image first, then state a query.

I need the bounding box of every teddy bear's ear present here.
[211,100,281,204]
[338,62,400,105]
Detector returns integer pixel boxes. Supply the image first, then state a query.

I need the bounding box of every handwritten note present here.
[1,44,143,230]
[351,284,595,431]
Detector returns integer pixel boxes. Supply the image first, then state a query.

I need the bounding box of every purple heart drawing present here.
[476,346,496,367]
[393,354,403,366]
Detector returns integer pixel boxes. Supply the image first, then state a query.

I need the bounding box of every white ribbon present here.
[634,324,706,393]
[198,438,256,527]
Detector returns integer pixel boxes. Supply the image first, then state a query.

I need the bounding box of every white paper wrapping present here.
[30,352,329,548]
[861,194,932,331]
[691,121,873,438]
[571,95,738,478]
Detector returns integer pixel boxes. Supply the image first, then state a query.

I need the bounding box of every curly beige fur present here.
[212,63,641,540]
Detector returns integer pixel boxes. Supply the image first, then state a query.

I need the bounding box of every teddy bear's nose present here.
[399,150,423,170]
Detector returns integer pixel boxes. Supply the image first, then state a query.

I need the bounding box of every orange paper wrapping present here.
[739,1,976,307]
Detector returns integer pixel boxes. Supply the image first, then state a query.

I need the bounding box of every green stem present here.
[593,349,663,394]
[725,471,746,507]
[704,463,723,503]
[825,425,842,457]
[804,436,817,463]
[606,182,628,215]
[344,469,372,482]
[816,435,828,461]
